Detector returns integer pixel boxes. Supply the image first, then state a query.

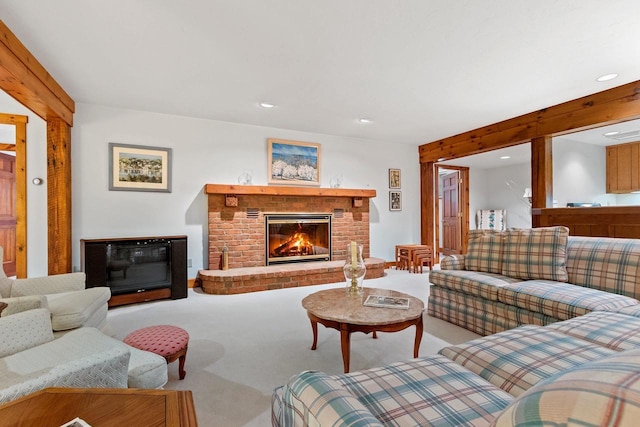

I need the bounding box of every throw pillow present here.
[465,229,506,274]
[501,226,569,282]
[491,348,640,426]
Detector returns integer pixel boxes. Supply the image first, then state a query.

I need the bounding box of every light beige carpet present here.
[106,268,479,426]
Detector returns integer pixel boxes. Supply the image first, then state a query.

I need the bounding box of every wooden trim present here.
[108,288,172,307]
[420,162,435,250]
[418,80,640,164]
[47,118,72,274]
[204,183,376,198]
[14,118,26,277]
[0,21,76,275]
[0,143,15,151]
[0,114,27,277]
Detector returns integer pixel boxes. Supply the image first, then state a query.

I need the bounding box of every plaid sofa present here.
[272,310,640,426]
[428,227,640,336]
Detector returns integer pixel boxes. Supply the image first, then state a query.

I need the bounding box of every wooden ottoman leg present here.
[178,347,187,380]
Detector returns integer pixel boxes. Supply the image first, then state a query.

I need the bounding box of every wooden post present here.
[47,118,72,274]
[531,136,553,227]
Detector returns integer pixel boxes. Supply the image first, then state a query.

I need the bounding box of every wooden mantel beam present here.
[204,184,376,198]
[0,20,74,126]
[419,80,640,163]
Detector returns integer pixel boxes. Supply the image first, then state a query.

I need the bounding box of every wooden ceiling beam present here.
[419,80,640,163]
[0,20,74,126]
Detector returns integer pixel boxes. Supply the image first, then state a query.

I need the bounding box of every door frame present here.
[0,114,27,277]
[434,164,469,263]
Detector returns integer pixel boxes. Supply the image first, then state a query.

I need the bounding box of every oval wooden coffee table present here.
[302,287,425,373]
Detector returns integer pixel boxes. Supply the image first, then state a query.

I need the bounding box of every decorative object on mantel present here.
[108,143,171,193]
[389,168,401,189]
[267,138,321,186]
[390,191,402,211]
[238,170,253,185]
[329,175,343,188]
[344,241,366,295]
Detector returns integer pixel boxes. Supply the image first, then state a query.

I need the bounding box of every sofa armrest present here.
[0,295,48,317]
[440,254,466,270]
[281,371,384,427]
[10,272,86,297]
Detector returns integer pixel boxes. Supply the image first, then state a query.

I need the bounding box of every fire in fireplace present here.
[265,214,331,265]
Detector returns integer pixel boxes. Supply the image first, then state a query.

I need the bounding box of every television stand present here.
[81,235,188,307]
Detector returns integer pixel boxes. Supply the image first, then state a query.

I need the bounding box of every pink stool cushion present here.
[123,325,189,358]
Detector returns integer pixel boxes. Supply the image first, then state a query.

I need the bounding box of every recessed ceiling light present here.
[500,156,511,160]
[603,131,620,136]
[259,102,276,108]
[596,73,618,82]
[358,118,372,124]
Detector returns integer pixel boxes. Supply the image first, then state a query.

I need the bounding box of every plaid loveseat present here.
[272,310,640,426]
[427,227,640,336]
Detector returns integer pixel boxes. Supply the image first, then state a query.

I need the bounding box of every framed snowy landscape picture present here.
[267,138,321,186]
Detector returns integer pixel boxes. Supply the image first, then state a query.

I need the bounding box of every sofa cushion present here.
[439,325,617,397]
[429,270,520,301]
[0,308,54,358]
[282,371,384,427]
[613,304,640,317]
[566,236,640,298]
[466,229,505,274]
[428,286,558,336]
[334,356,514,426]
[46,287,111,331]
[546,310,640,351]
[491,348,640,427]
[501,226,569,281]
[497,280,638,321]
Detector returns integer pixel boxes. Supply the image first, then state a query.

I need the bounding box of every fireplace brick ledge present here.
[196,257,385,295]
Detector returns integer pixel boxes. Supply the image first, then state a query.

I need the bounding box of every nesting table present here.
[302,287,425,373]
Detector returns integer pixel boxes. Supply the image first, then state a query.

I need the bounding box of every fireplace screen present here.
[265,214,331,265]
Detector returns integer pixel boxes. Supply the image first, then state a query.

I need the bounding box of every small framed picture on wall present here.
[389,168,401,189]
[389,191,402,211]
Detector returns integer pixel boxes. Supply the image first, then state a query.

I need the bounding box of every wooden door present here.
[0,152,16,276]
[441,171,461,255]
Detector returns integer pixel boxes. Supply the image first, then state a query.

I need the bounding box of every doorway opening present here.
[434,165,469,262]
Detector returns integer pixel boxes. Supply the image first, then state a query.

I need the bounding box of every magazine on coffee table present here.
[363,295,410,310]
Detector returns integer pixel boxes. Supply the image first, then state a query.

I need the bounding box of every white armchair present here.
[0,246,111,332]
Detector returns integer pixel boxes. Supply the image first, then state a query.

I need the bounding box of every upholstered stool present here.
[123,325,189,380]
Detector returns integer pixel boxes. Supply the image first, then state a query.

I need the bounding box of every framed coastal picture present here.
[389,168,401,189]
[389,191,402,211]
[268,138,321,186]
[109,143,172,192]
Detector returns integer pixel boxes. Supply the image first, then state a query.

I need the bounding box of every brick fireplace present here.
[197,184,384,294]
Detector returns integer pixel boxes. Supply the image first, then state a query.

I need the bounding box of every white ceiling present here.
[1,1,640,155]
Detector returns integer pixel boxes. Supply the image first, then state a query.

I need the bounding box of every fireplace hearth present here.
[265,214,331,265]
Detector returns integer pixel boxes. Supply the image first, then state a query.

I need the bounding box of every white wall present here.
[0,91,48,276]
[553,138,610,207]
[72,103,421,277]
[471,163,532,229]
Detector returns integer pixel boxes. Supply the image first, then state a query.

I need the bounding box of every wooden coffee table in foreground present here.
[302,287,425,373]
